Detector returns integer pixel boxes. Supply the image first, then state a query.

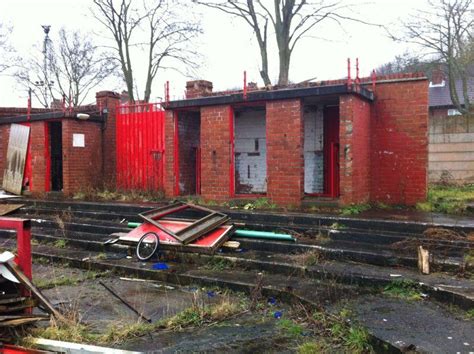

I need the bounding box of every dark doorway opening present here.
[177,111,201,195]
[49,122,63,191]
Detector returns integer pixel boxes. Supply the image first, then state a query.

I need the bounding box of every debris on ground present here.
[0,204,24,216]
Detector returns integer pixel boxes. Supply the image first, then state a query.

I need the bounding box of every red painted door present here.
[116,103,165,191]
[323,106,340,197]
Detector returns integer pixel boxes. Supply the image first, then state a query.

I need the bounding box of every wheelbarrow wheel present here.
[136,232,159,261]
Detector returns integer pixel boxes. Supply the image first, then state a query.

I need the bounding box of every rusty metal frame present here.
[139,202,229,245]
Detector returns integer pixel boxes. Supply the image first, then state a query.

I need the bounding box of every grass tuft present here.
[417,184,474,214]
[383,280,422,301]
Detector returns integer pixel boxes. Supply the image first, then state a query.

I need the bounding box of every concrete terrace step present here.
[15,198,474,235]
[16,241,474,353]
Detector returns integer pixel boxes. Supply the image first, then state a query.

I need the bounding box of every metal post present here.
[356,58,360,85]
[347,58,352,89]
[243,71,247,99]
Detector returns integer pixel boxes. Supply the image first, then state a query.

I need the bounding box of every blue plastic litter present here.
[274,311,283,319]
[152,262,169,270]
[268,297,277,305]
[207,291,216,298]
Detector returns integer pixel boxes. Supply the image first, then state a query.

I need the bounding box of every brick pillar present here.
[266,99,304,206]
[164,110,175,197]
[96,91,120,189]
[0,125,10,186]
[339,95,371,205]
[200,105,232,201]
[30,122,48,194]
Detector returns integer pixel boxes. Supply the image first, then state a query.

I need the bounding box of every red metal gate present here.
[116,102,165,191]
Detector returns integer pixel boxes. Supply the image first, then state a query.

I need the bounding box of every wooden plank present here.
[0,296,29,305]
[4,262,65,321]
[2,124,30,195]
[0,204,24,216]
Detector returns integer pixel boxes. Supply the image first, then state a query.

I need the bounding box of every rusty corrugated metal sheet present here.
[2,124,30,195]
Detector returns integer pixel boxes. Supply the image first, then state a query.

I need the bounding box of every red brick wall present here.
[164,110,175,197]
[96,91,120,188]
[266,99,304,206]
[200,105,232,201]
[29,122,48,194]
[370,79,429,205]
[0,125,10,186]
[339,95,371,205]
[62,119,103,195]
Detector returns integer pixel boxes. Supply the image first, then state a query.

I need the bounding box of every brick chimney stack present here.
[186,80,213,99]
[431,65,445,86]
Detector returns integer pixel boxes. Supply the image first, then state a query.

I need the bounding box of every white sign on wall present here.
[73,134,85,147]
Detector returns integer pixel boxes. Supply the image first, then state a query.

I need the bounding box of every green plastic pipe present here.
[127,222,295,242]
[233,229,295,242]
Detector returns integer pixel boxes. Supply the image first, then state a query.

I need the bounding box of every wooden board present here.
[120,220,234,254]
[2,124,30,195]
[0,204,24,216]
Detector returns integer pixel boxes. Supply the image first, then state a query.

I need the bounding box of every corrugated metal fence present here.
[116,102,165,191]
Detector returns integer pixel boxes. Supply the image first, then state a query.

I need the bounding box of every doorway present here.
[304,105,339,197]
[49,122,63,191]
[176,111,201,195]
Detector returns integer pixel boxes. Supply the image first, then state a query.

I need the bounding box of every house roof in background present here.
[429,77,474,107]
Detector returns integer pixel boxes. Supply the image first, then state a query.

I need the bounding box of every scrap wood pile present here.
[0,251,63,339]
[110,202,296,259]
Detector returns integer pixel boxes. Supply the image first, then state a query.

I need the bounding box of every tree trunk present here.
[278,48,291,86]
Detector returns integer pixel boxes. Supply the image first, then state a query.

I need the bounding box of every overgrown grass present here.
[340,204,371,216]
[417,184,474,214]
[35,270,108,290]
[205,257,235,271]
[383,280,422,301]
[73,188,164,203]
[53,239,67,249]
[242,198,278,210]
[27,290,248,346]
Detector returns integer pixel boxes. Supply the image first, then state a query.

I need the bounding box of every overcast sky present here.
[0,0,426,107]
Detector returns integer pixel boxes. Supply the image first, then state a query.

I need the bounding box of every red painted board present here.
[120,220,233,250]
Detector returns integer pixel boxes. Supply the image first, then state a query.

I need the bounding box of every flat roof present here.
[164,83,374,110]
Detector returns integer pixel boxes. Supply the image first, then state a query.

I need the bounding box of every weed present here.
[383,280,422,301]
[417,184,474,214]
[35,270,108,289]
[294,250,323,266]
[242,198,277,210]
[278,318,304,337]
[297,341,327,354]
[205,257,234,271]
[340,204,370,216]
[100,321,156,344]
[53,239,67,249]
[344,326,372,352]
[328,222,345,230]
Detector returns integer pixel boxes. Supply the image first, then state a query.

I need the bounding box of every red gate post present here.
[0,217,32,279]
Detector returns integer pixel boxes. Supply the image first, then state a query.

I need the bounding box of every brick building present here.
[163,74,429,206]
[428,72,474,184]
[0,91,120,195]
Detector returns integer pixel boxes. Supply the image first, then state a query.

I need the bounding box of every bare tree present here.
[396,0,474,114]
[52,29,118,106]
[15,28,117,107]
[0,22,13,73]
[93,0,201,103]
[375,52,432,76]
[197,0,377,86]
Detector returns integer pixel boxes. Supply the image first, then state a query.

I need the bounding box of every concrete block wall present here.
[429,108,474,183]
[200,105,232,201]
[62,119,103,195]
[234,109,267,193]
[339,95,371,205]
[370,79,429,205]
[266,99,304,206]
[303,105,324,193]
